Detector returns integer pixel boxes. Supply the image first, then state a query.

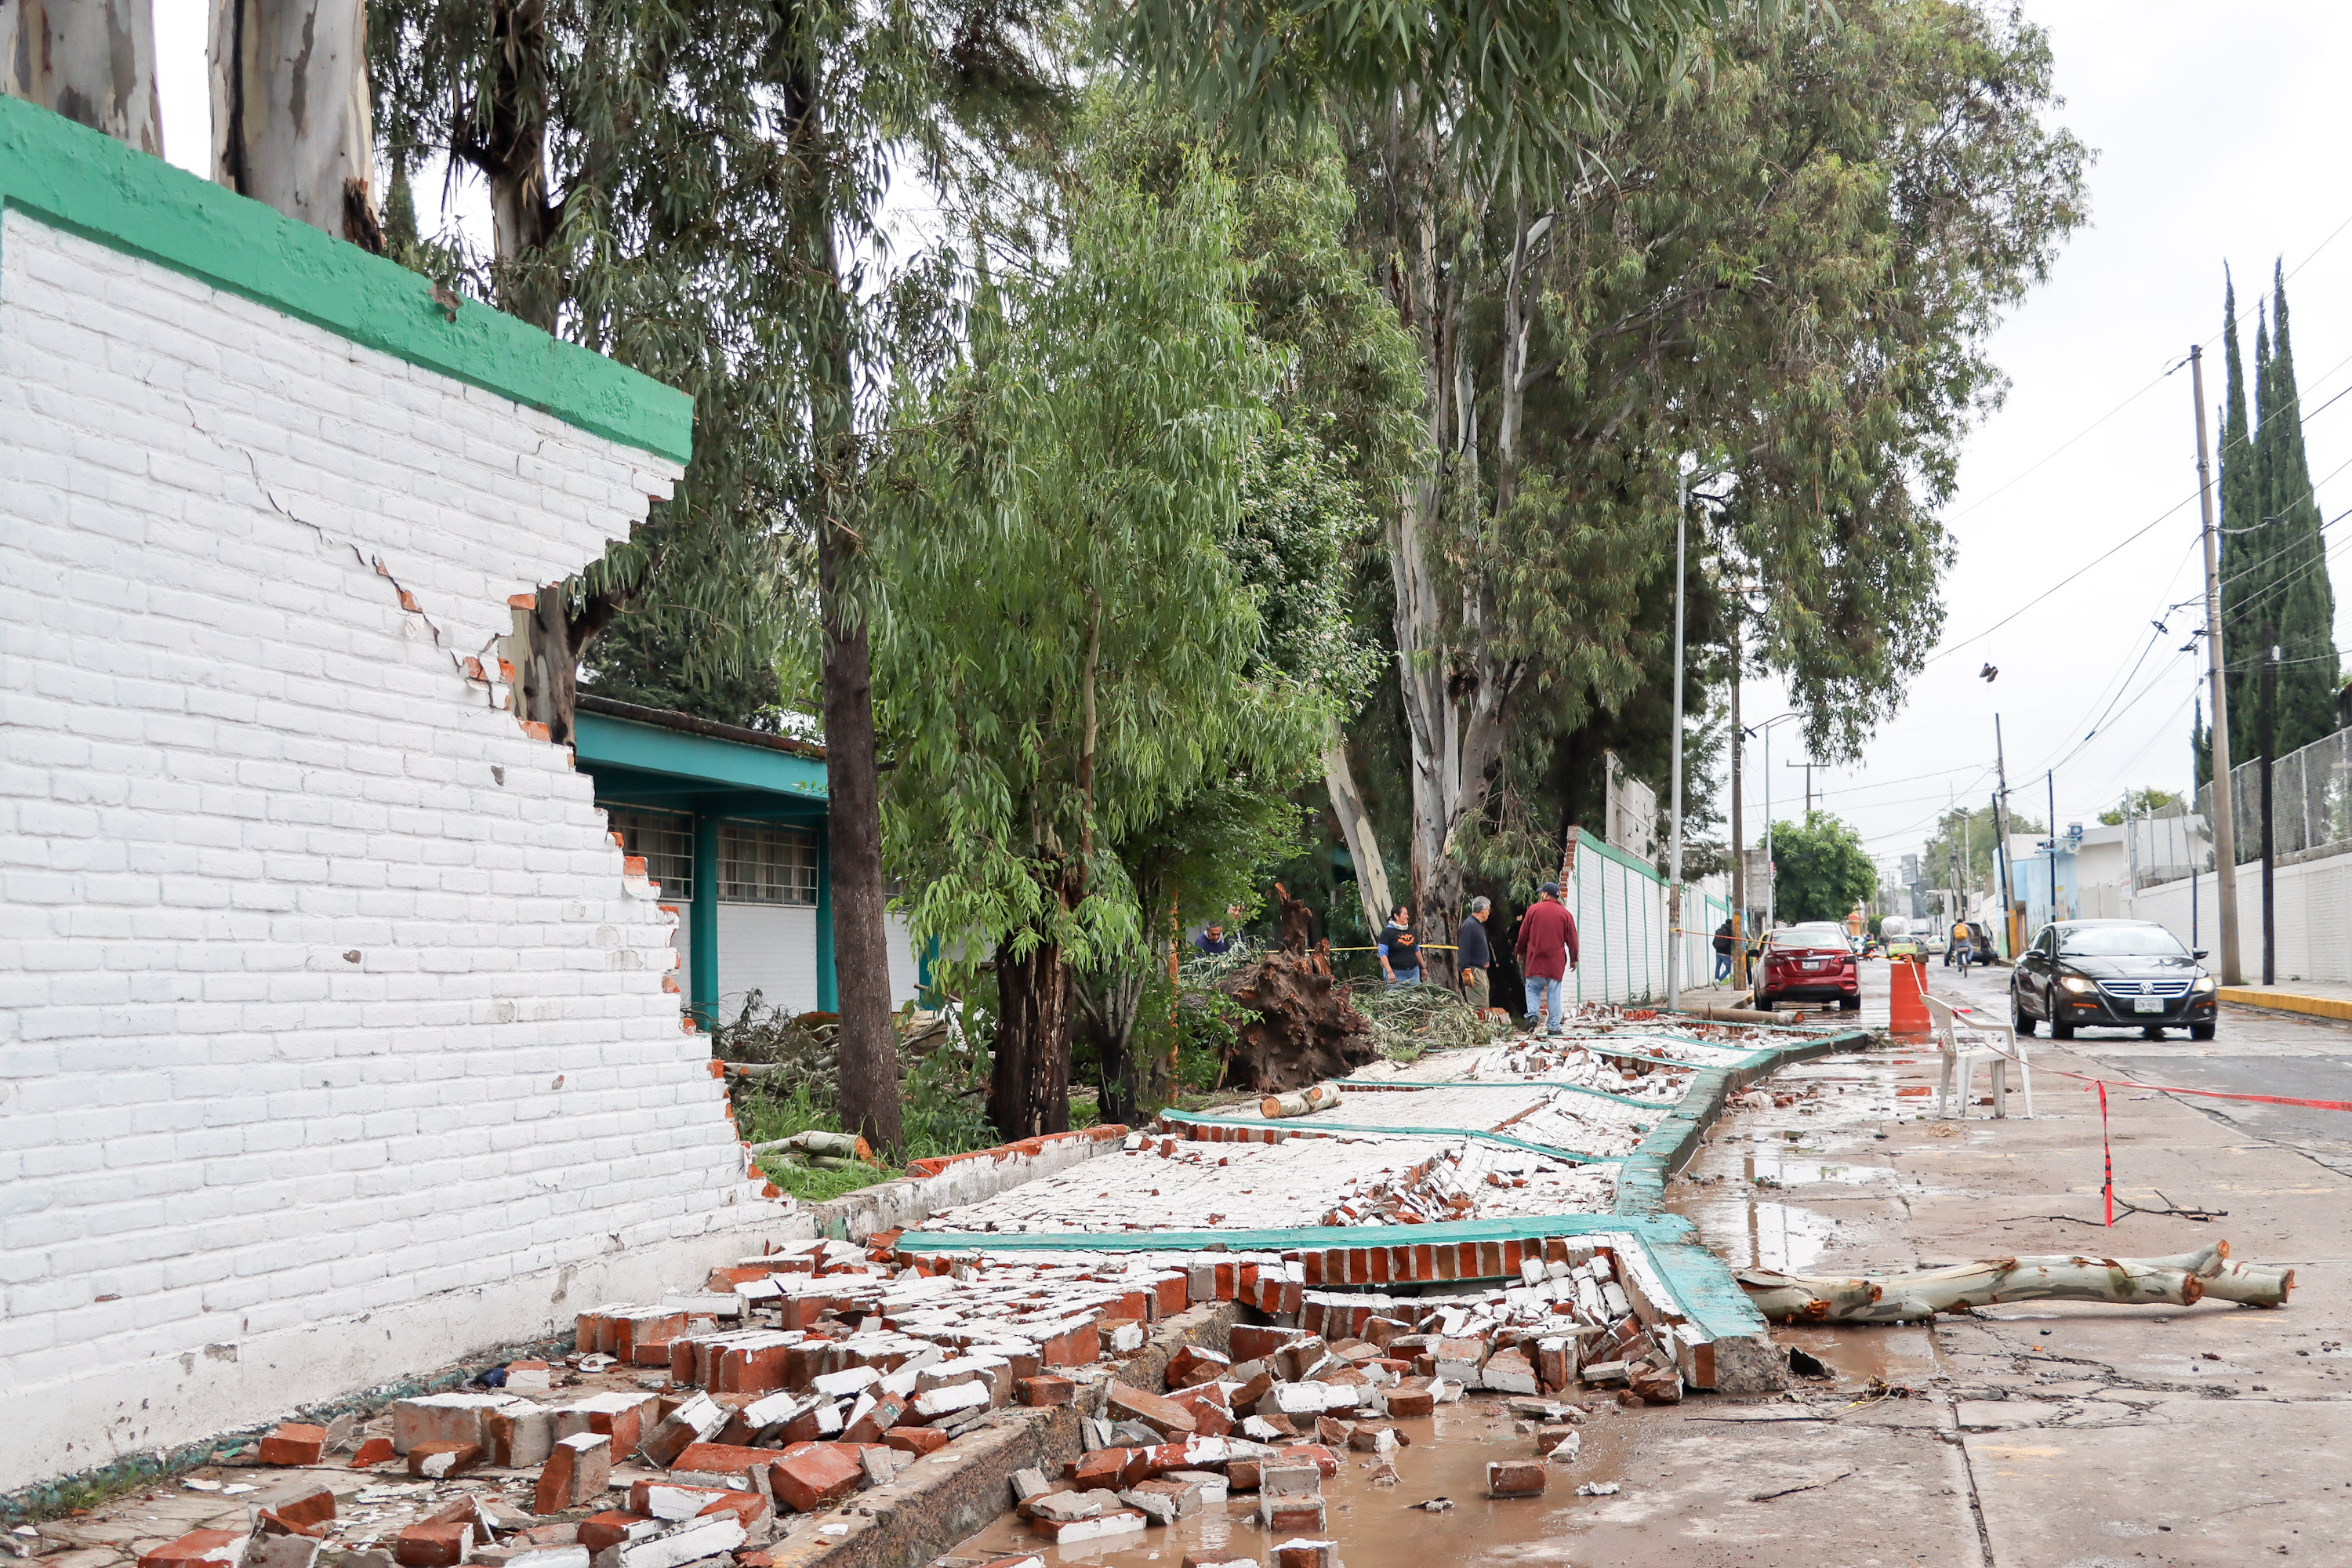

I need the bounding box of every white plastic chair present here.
[1918,993,2034,1119]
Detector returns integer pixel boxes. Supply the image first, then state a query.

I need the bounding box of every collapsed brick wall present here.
[0,211,778,1486]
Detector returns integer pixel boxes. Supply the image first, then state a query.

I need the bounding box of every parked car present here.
[1920,929,1948,954]
[2011,919,2216,1040]
[1756,921,1862,1011]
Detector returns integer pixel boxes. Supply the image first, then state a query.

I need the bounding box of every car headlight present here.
[2059,975,2096,993]
[2191,975,2216,993]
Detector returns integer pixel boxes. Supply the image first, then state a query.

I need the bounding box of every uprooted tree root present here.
[1214,942,1377,1092]
[1740,1240,2293,1323]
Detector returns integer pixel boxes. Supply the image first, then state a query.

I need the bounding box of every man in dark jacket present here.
[1515,882,1579,1035]
[1456,897,1494,1011]
[1712,918,1736,982]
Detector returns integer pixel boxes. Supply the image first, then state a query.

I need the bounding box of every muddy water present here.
[949,1397,1645,1568]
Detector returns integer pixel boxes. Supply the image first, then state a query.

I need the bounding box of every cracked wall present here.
[0,209,781,1486]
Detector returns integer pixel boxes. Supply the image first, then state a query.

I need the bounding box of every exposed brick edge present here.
[903,1124,1131,1179]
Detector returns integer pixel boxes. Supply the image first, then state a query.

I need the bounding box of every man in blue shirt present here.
[1377,905,1421,986]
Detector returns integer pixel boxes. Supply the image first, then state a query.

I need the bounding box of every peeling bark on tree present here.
[209,0,381,248]
[4,0,164,154]
[1214,945,1375,1092]
[1738,1242,2292,1323]
[1321,723,1392,942]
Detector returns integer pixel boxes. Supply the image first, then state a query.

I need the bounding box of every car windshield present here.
[2058,925,2188,958]
[1773,924,1849,948]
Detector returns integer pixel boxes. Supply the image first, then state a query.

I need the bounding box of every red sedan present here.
[1755,921,1862,1011]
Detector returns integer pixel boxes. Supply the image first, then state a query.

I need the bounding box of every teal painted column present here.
[691,812,720,1029]
[918,936,941,1007]
[814,827,838,1013]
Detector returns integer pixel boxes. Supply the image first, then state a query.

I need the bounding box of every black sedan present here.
[2011,919,2217,1040]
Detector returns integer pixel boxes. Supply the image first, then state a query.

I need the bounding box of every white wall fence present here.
[1557,835,1729,1007]
[2132,850,2352,985]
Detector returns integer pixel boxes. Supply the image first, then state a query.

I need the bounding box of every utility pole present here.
[1730,628,1746,989]
[2260,630,2279,985]
[1785,758,1821,817]
[2047,773,2059,926]
[1668,464,1690,1010]
[1992,715,2015,956]
[2192,343,2244,982]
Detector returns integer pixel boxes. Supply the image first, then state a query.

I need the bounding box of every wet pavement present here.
[949,958,2352,1568]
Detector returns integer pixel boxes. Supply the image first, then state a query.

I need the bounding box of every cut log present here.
[1679,1004,1800,1025]
[1260,1084,1342,1120]
[1736,1242,2283,1324]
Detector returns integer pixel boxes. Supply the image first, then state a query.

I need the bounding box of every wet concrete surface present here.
[951,959,2352,1567]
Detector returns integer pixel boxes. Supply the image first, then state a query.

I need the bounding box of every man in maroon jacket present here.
[1515,881,1580,1036]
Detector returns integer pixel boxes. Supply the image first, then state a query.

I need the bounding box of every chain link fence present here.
[2196,727,2352,866]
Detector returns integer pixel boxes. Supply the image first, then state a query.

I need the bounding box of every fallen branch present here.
[1737,1241,2292,1323]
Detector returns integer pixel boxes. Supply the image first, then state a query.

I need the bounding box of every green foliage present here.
[879,120,1316,969]
[2098,788,2181,827]
[2219,266,2340,761]
[1922,803,2042,892]
[1769,810,1878,924]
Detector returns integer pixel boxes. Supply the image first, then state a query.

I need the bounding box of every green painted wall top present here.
[0,95,693,466]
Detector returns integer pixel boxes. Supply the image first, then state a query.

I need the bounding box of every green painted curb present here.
[0,96,691,465]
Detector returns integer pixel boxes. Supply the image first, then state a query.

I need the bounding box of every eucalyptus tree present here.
[878,140,1327,1139]
[211,1,382,245]
[4,0,164,153]
[372,0,1061,1150]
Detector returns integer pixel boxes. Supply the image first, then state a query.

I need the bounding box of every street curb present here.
[1607,1025,1874,1393]
[2216,986,2352,1022]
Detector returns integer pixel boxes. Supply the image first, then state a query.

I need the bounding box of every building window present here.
[720,822,818,905]
[608,809,695,898]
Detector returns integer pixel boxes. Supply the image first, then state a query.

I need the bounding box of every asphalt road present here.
[1934,956,2352,1178]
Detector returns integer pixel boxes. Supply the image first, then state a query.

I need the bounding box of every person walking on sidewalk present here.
[1712,917,1736,982]
[1515,882,1579,1034]
[1377,905,1421,987]
[1456,898,1494,1012]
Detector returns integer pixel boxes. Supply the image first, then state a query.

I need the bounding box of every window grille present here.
[720,822,818,905]
[608,808,694,898]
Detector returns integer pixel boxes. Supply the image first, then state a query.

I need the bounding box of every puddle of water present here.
[1736,1147,1886,1187]
[1773,1322,1942,1387]
[949,1396,1642,1568]
[1660,1197,1836,1273]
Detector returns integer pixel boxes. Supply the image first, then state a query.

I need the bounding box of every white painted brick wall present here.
[0,213,779,1483]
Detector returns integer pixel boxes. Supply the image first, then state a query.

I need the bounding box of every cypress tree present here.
[2255,266,2340,754]
[2216,274,2261,764]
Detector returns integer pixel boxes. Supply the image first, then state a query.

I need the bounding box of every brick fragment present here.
[1032,1512,1145,1544]
[252,1482,336,1531]
[767,1441,866,1513]
[245,1537,320,1568]
[535,1432,612,1513]
[1105,1384,1196,1439]
[393,1523,472,1568]
[884,1427,949,1457]
[1273,1538,1338,1568]
[1163,1345,1229,1389]
[405,1442,481,1479]
[576,1513,655,1555]
[256,1424,327,1467]
[139,1531,249,1568]
[668,1441,777,1477]
[1486,1460,1547,1498]
[1260,1497,1325,1532]
[1069,1447,1145,1491]
[1021,1492,1104,1523]
[1016,1376,1074,1407]
[349,1438,395,1468]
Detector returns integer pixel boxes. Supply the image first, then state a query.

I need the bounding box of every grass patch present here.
[756,1153,903,1203]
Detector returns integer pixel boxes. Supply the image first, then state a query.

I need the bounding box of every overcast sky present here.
[148,0,2352,877]
[1751,0,2352,869]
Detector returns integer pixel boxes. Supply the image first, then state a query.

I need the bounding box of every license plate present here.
[1802,960,1822,969]
[2134,996,2164,1014]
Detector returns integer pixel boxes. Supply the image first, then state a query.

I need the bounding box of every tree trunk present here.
[820,521,903,1153]
[4,0,164,154]
[1737,1241,2291,1323]
[1077,962,1151,1127]
[1320,720,1392,941]
[990,935,1072,1139]
[481,0,557,329]
[208,0,381,249]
